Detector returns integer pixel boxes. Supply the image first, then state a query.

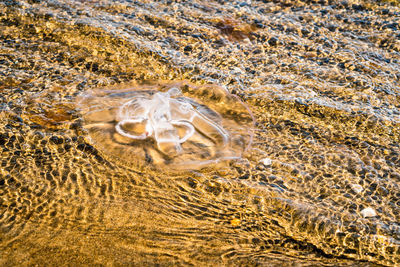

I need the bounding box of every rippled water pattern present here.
[1,0,400,266]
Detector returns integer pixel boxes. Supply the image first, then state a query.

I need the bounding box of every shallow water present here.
[1,0,400,266]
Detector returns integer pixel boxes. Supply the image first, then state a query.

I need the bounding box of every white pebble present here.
[350,184,363,194]
[361,207,377,218]
[231,67,243,75]
[260,158,272,166]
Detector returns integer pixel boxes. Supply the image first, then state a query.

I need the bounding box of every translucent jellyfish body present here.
[77,81,254,171]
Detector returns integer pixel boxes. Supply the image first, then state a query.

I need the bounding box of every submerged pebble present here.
[351,183,364,194]
[260,157,272,166]
[361,207,377,218]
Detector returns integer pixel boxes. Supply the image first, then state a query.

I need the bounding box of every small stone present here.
[268,37,279,46]
[22,144,31,150]
[50,135,63,145]
[230,218,241,226]
[183,45,192,53]
[231,67,243,75]
[352,4,364,11]
[381,9,389,15]
[361,207,377,218]
[350,184,363,194]
[260,158,272,166]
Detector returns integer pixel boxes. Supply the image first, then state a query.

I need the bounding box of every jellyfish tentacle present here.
[149,92,173,123]
[166,87,181,97]
[189,112,229,146]
[115,118,153,140]
[168,99,194,122]
[117,98,149,122]
[153,121,183,155]
[171,120,195,143]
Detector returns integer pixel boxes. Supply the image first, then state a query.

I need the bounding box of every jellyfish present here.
[77,81,254,171]
[114,87,230,156]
